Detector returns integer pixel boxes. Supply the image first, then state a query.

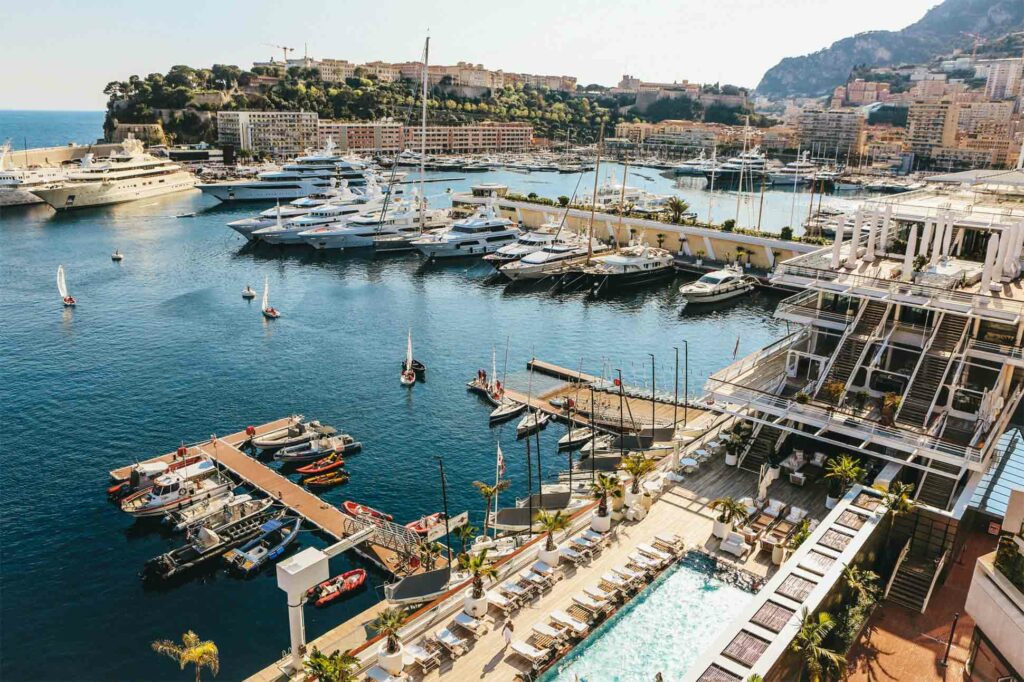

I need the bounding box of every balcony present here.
[775,290,854,331]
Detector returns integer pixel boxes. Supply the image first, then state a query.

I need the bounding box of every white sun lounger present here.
[629,552,661,570]
[560,546,587,565]
[531,621,566,642]
[637,542,673,563]
[550,610,589,636]
[570,535,597,553]
[453,612,486,638]
[613,564,645,583]
[403,643,440,673]
[532,561,557,578]
[585,584,616,602]
[511,640,549,666]
[433,627,467,656]
[583,529,610,546]
[500,581,530,600]
[654,532,683,550]
[487,591,516,615]
[519,569,551,591]
[601,571,630,589]
[572,593,608,613]
[366,666,406,682]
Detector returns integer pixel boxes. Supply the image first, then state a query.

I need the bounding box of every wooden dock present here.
[526,358,599,383]
[110,417,437,576]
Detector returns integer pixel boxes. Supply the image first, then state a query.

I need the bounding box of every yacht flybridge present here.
[483,213,574,267]
[412,196,521,259]
[30,136,196,210]
[302,194,449,250]
[500,236,611,280]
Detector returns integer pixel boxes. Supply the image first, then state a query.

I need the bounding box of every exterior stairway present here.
[739,421,784,473]
[818,300,888,400]
[887,557,940,612]
[915,460,962,510]
[896,315,968,428]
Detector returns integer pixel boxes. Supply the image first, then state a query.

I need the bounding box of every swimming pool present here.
[542,552,754,682]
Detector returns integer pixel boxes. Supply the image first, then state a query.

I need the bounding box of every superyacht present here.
[411,197,521,259]
[672,149,716,177]
[500,236,611,280]
[702,146,767,186]
[30,137,196,210]
[226,181,362,239]
[482,214,571,267]
[768,151,817,186]
[0,142,68,206]
[300,195,449,250]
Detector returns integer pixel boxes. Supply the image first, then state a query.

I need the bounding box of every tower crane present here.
[264,43,294,64]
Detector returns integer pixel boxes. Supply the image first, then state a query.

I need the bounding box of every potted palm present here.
[723,421,752,467]
[709,496,747,539]
[590,473,622,532]
[824,454,866,509]
[373,607,406,675]
[304,647,359,682]
[621,453,656,506]
[881,392,901,426]
[472,479,509,538]
[823,380,846,407]
[695,249,705,267]
[535,509,572,566]
[459,548,497,617]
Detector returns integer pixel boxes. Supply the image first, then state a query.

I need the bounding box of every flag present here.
[733,336,740,359]
[496,444,506,476]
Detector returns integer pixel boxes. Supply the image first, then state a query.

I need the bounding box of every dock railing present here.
[775,290,855,327]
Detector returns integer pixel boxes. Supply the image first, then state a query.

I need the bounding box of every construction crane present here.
[961,32,982,61]
[264,43,294,64]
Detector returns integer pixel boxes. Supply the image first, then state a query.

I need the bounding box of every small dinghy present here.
[261,276,280,319]
[253,420,326,451]
[549,396,569,409]
[274,434,358,462]
[342,500,393,521]
[490,398,526,424]
[307,568,367,607]
[405,512,446,536]
[516,410,550,439]
[224,516,302,575]
[242,285,256,299]
[295,453,345,475]
[57,264,76,306]
[558,427,596,450]
[111,249,124,262]
[303,470,350,489]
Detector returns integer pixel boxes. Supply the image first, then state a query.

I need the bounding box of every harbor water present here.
[0,112,801,680]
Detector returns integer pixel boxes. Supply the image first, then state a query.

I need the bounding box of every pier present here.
[110,417,438,576]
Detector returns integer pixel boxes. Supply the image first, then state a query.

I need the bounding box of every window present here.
[966,627,1020,681]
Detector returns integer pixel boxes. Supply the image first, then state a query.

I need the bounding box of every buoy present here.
[245,425,256,437]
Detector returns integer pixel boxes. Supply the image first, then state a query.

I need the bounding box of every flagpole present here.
[493,444,501,538]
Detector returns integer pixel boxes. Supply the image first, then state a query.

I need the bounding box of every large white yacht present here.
[226,182,363,239]
[300,196,449,249]
[703,146,768,185]
[252,189,395,245]
[579,174,667,212]
[500,237,611,280]
[582,244,676,295]
[411,198,521,259]
[673,149,717,177]
[29,137,195,210]
[0,142,69,206]
[678,267,758,304]
[482,214,571,267]
[768,151,817,187]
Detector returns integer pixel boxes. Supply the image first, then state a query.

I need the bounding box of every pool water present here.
[543,553,753,682]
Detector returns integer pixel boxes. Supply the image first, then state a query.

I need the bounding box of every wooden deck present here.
[526,359,600,384]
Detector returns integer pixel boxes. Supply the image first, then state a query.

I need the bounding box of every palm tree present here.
[458,548,499,599]
[824,454,866,501]
[417,541,444,571]
[534,509,572,551]
[473,479,510,537]
[790,608,845,682]
[591,473,622,517]
[151,631,220,682]
[877,480,916,548]
[621,453,657,494]
[372,607,406,655]
[304,647,359,682]
[665,196,690,224]
[709,497,748,525]
[842,565,880,606]
[454,523,479,557]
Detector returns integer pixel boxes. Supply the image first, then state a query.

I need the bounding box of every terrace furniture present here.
[601,571,631,590]
[573,593,609,613]
[366,666,407,682]
[694,448,711,463]
[763,499,787,518]
[680,457,699,473]
[654,532,684,551]
[583,529,611,546]
[532,561,558,581]
[550,610,589,636]
[433,628,468,657]
[499,581,530,602]
[637,542,673,563]
[738,497,761,517]
[585,584,616,603]
[453,612,486,638]
[811,452,827,467]
[785,507,807,523]
[403,643,440,674]
[612,564,645,584]
[569,536,597,556]
[720,531,751,559]
[560,546,588,565]
[520,568,552,592]
[487,591,517,616]
[532,621,567,643]
[511,640,550,667]
[628,552,661,571]
[789,472,807,487]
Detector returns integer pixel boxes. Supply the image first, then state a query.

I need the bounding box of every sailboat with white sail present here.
[401,329,417,385]
[57,264,76,306]
[261,276,279,319]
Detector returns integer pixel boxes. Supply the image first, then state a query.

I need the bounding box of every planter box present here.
[378,643,404,675]
[591,513,612,532]
[713,519,732,539]
[464,594,488,618]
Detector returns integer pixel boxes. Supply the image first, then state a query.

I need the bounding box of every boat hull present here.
[31,172,197,210]
[587,266,675,295]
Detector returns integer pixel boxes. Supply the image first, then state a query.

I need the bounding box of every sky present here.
[3,0,942,110]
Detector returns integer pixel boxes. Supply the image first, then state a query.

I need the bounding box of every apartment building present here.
[216,110,318,156]
[907,100,958,159]
[984,58,1024,101]
[403,121,533,152]
[317,121,405,153]
[797,108,864,157]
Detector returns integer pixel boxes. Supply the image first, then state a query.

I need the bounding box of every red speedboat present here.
[405,512,446,536]
[306,568,367,607]
[295,453,345,475]
[342,501,393,522]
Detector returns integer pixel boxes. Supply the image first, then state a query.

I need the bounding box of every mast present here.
[734,117,749,227]
[586,121,605,264]
[617,153,629,245]
[418,36,429,236]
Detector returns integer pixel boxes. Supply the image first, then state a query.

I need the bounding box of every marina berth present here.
[163,493,272,533]
[412,196,521,259]
[300,196,449,250]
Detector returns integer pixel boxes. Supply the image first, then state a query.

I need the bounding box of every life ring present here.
[178,489,187,497]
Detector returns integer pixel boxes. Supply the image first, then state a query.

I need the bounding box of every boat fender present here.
[246,426,256,437]
[177,446,188,457]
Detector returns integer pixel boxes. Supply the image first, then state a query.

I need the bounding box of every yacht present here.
[582,244,676,294]
[226,182,363,239]
[482,214,569,267]
[500,238,611,281]
[411,198,521,259]
[579,174,667,211]
[301,197,449,250]
[768,151,817,186]
[0,142,68,206]
[252,184,394,245]
[703,146,767,186]
[678,267,758,304]
[30,137,196,210]
[673,150,716,177]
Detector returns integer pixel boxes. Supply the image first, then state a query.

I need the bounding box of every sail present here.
[406,329,413,368]
[491,346,497,393]
[262,276,269,310]
[57,265,68,299]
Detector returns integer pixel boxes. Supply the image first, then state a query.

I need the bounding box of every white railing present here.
[920,549,951,614]
[708,329,807,386]
[776,290,855,326]
[968,338,1024,362]
[884,539,913,599]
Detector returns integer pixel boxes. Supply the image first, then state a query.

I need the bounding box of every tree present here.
[534,509,572,551]
[824,454,866,501]
[557,195,570,207]
[591,473,622,517]
[877,481,915,547]
[304,647,360,682]
[417,541,444,571]
[472,479,510,537]
[722,219,736,232]
[842,565,880,606]
[790,608,845,682]
[372,607,406,655]
[709,497,748,525]
[621,453,656,494]
[780,226,794,241]
[454,523,478,557]
[151,631,220,682]
[665,196,690,224]
[458,548,499,599]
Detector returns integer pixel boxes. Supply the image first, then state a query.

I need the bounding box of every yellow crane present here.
[264,43,294,64]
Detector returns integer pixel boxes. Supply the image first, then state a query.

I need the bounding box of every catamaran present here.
[57,264,76,306]
[261,276,279,319]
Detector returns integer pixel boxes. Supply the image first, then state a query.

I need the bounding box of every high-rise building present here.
[984,58,1024,100]
[796,108,864,157]
[907,100,958,158]
[216,111,319,156]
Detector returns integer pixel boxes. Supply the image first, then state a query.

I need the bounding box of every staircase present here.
[897,315,968,428]
[818,300,888,400]
[915,460,962,510]
[886,557,940,612]
[739,421,785,473]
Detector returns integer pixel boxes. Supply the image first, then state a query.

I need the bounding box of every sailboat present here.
[57,264,76,306]
[242,284,256,299]
[111,249,124,262]
[401,329,417,385]
[261,276,279,319]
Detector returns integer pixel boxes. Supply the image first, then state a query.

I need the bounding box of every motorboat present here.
[242,285,256,299]
[482,214,568,267]
[342,500,393,521]
[107,454,204,500]
[673,150,717,177]
[253,419,327,450]
[57,264,76,307]
[500,238,611,281]
[303,470,350,488]
[558,426,596,450]
[516,410,550,439]
[703,146,768,186]
[120,460,233,518]
[412,197,521,259]
[295,453,345,475]
[273,435,358,463]
[405,512,446,536]
[490,399,527,424]
[163,493,272,533]
[679,267,758,304]
[582,245,676,295]
[307,569,367,607]
[224,516,302,574]
[260,183,397,246]
[225,186,353,239]
[577,173,668,211]
[111,249,124,262]
[768,151,817,186]
[261,276,280,320]
[305,197,449,250]
[142,508,283,581]
[579,434,616,457]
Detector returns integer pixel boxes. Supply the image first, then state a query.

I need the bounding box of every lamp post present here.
[434,456,452,576]
[682,340,689,426]
[617,368,625,459]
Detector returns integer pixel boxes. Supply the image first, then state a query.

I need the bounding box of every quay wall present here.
[3,143,122,169]
[453,194,820,271]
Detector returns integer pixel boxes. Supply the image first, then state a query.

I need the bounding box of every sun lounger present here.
[453,612,486,638]
[567,603,595,624]
[572,593,608,613]
[571,534,598,551]
[560,546,587,565]
[366,666,406,682]
[550,610,589,636]
[531,621,567,643]
[520,569,551,592]
[612,564,645,583]
[511,640,549,667]
[403,643,440,673]
[585,584,614,602]
[532,561,557,579]
[628,552,661,571]
[602,571,630,589]
[500,580,531,601]
[583,529,611,546]
[487,591,517,615]
[433,627,467,657]
[637,542,673,563]
[654,533,684,551]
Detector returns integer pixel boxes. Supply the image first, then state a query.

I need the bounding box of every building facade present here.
[984,58,1024,101]
[797,108,864,157]
[907,100,958,159]
[216,110,319,156]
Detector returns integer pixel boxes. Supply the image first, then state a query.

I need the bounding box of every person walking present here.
[501,620,514,648]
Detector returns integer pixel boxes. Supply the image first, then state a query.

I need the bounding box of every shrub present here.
[780,226,793,241]
[722,219,736,232]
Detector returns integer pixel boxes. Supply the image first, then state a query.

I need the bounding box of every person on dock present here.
[501,620,514,649]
